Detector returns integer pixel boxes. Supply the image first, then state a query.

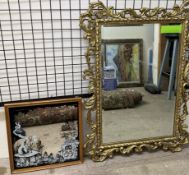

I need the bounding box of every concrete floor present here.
[1,146,189,175]
[102,87,175,144]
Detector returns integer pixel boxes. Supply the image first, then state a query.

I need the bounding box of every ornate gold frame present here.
[80,1,189,161]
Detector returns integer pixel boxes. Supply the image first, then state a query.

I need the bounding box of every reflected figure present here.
[114,43,137,81]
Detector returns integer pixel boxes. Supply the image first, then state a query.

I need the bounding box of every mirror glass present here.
[101,23,181,144]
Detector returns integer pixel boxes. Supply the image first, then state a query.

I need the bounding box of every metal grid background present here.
[0,0,183,106]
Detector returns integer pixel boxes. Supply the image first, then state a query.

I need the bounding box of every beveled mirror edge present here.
[80,1,189,161]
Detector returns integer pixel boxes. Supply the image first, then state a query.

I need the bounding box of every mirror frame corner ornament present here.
[80,0,189,161]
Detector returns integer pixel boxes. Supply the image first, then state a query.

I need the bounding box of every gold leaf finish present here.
[80,1,189,161]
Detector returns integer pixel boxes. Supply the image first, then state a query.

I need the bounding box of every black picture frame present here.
[102,39,143,87]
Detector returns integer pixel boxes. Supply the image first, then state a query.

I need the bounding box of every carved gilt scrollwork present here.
[80,1,189,161]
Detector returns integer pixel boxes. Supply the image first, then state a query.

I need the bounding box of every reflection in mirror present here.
[101,23,181,144]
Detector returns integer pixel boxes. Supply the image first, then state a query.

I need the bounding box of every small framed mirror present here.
[80,1,189,161]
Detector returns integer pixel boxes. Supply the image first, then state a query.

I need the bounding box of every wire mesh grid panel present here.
[0,0,183,105]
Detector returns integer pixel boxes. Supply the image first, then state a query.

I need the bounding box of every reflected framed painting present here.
[4,98,83,173]
[102,39,143,87]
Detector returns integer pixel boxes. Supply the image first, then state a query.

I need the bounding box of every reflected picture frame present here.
[102,39,143,87]
[80,1,189,162]
[5,98,83,174]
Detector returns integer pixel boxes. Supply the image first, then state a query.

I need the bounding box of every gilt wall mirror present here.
[80,1,189,161]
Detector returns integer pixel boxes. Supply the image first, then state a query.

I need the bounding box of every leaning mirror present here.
[80,1,189,161]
